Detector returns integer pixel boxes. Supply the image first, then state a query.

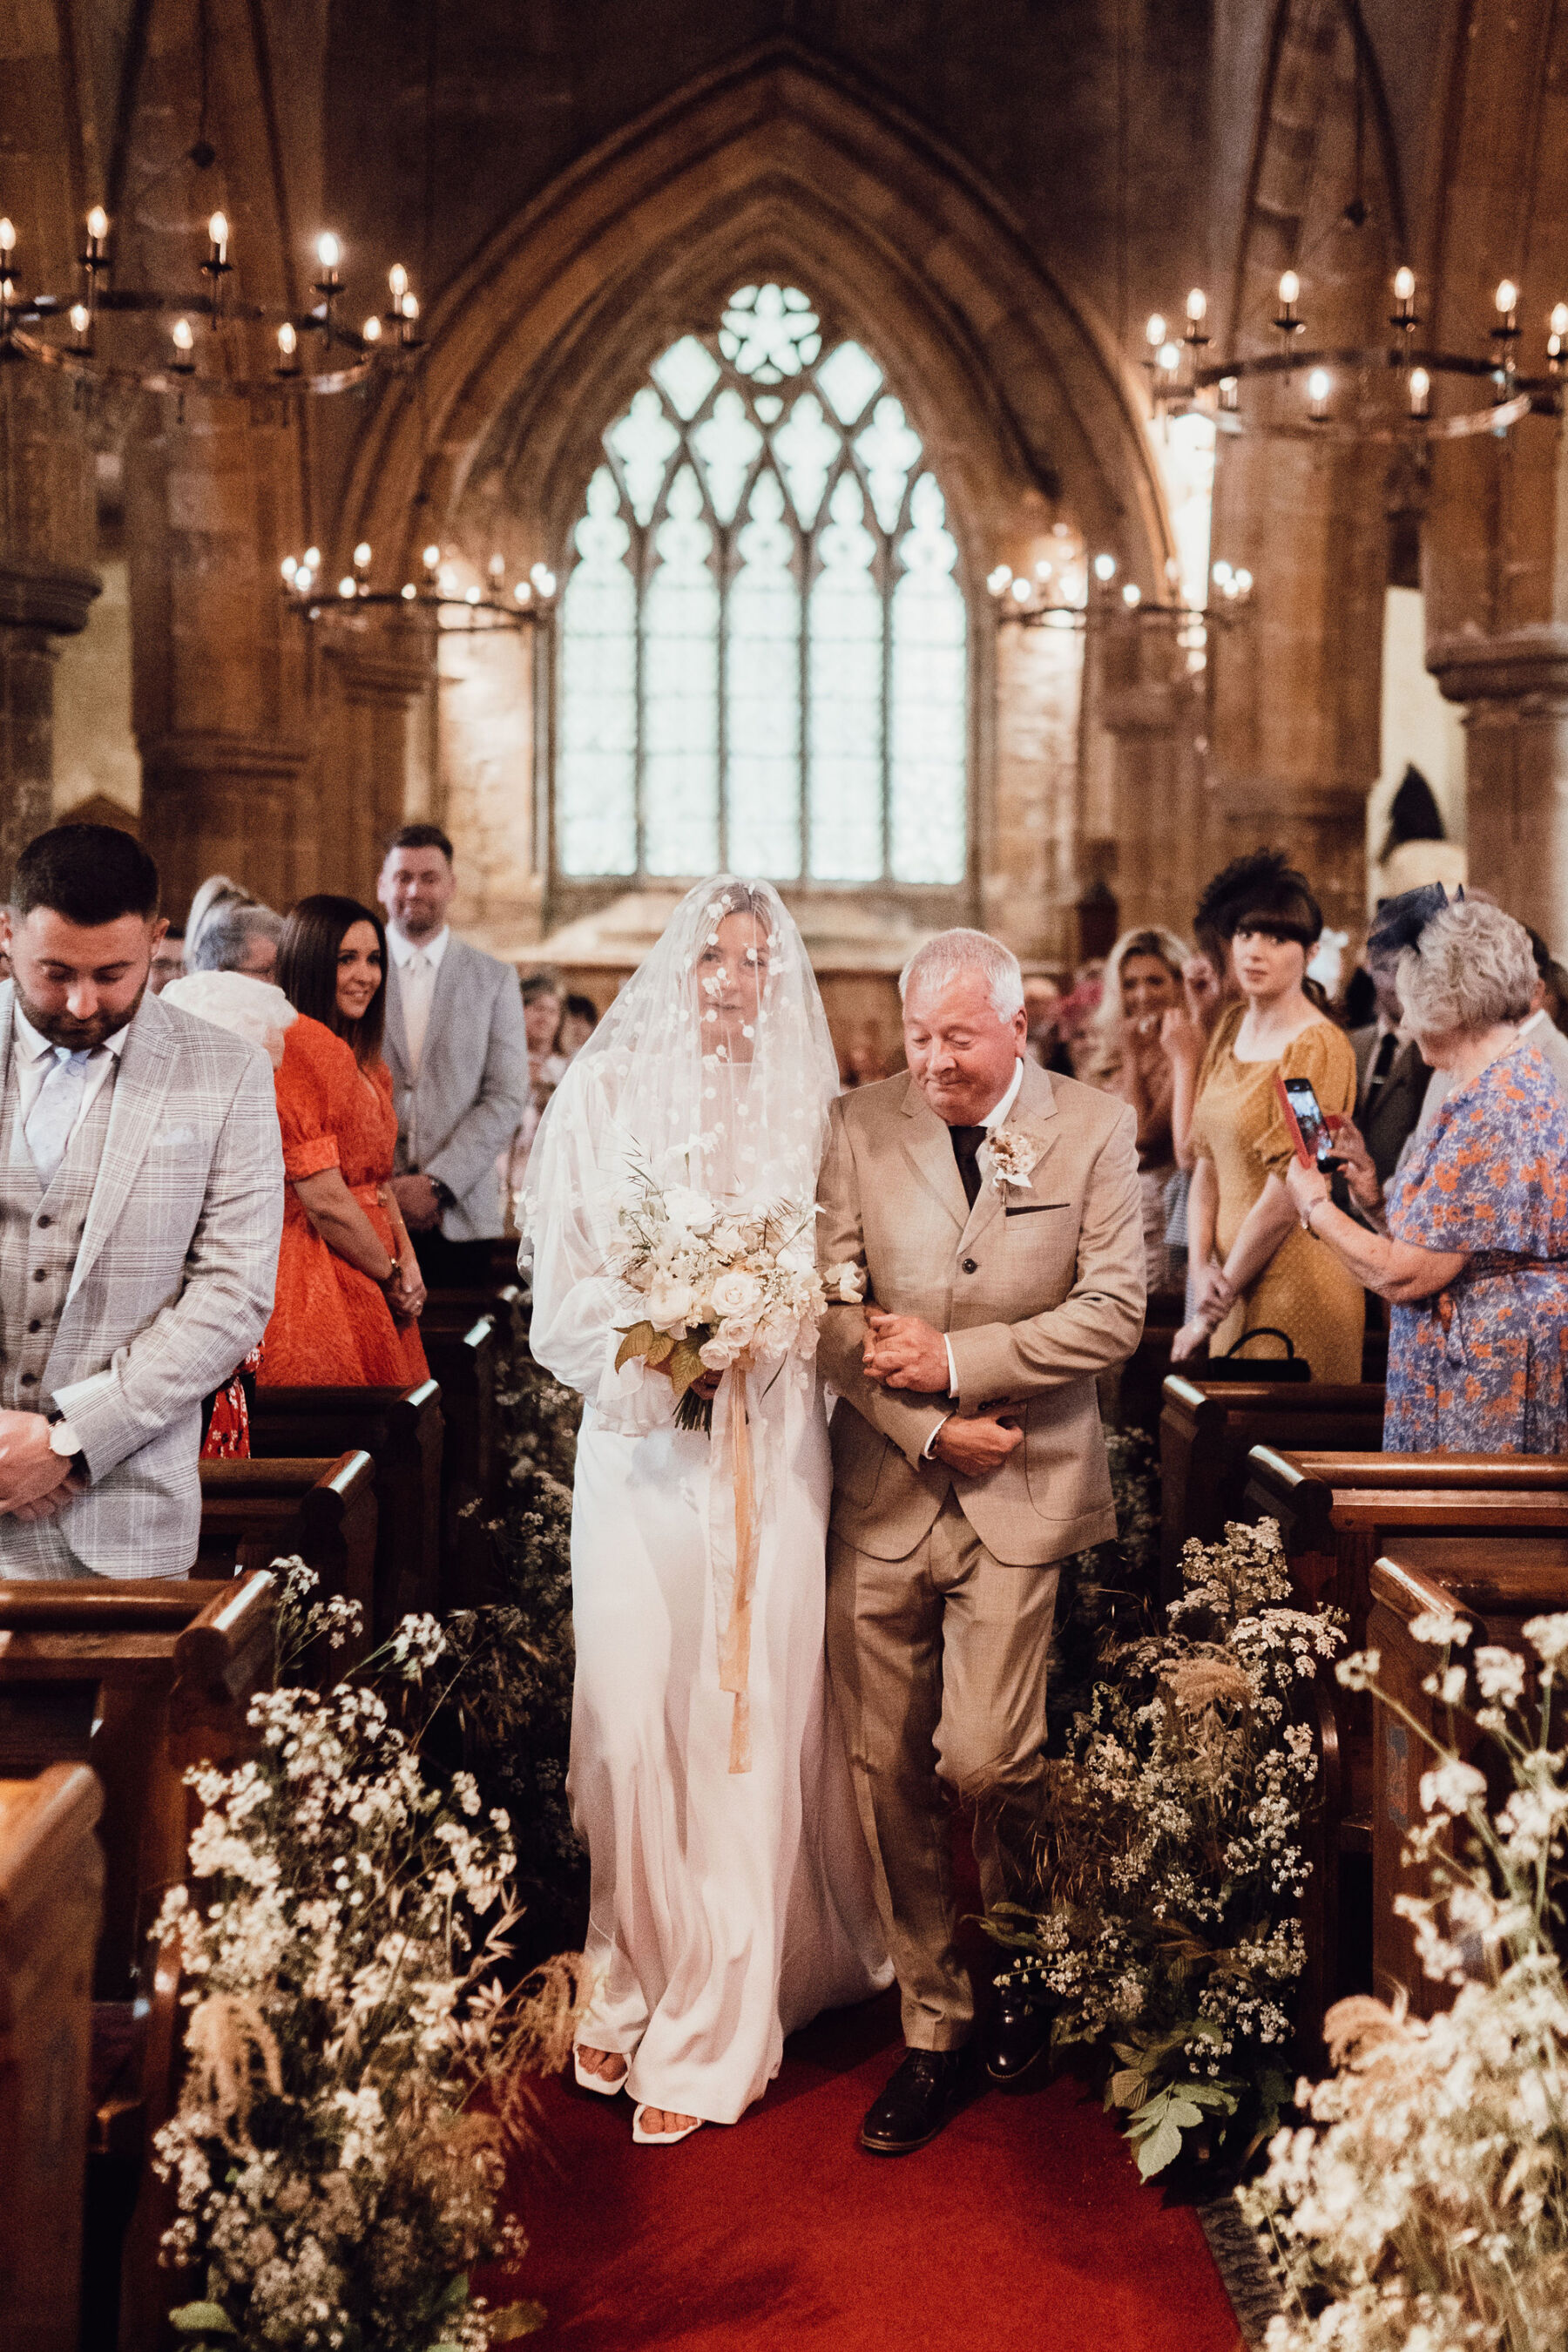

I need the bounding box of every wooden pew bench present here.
[199,1450,377,1666]
[1159,1377,1386,1605]
[0,1763,103,2352]
[250,1382,443,1637]
[1240,1450,1568,2046]
[419,1308,501,1610]
[0,1573,275,2352]
[1369,1537,1568,2019]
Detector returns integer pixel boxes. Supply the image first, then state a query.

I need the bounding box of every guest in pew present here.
[1284,896,1568,1453]
[1349,902,1433,1187]
[376,823,528,1288]
[1161,857,1252,1313]
[186,896,282,984]
[1083,926,1188,1302]
[1417,913,1568,1129]
[501,969,569,1239]
[557,990,599,1058]
[1173,850,1363,1380]
[148,925,184,993]
[262,895,429,1389]
[0,825,282,1572]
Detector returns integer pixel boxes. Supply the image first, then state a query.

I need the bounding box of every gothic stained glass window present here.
[556,283,969,885]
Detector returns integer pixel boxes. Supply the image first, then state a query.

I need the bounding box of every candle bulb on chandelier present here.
[170,315,195,373]
[1307,367,1331,420]
[1409,366,1431,417]
[354,541,372,578]
[316,232,341,274]
[84,206,108,265]
[422,543,441,578]
[362,314,382,345]
[1184,287,1208,347]
[276,319,298,375]
[1494,280,1520,336]
[68,301,90,348]
[206,213,229,265]
[1391,266,1418,331]
[388,262,409,304]
[1146,313,1166,348]
[1550,302,1568,375]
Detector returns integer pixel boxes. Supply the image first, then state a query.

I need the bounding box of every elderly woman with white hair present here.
[1285,896,1568,1452]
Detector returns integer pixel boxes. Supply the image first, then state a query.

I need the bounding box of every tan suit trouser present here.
[825,1491,1060,2051]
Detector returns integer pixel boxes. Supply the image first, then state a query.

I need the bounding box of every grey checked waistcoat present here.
[0,1048,118,1574]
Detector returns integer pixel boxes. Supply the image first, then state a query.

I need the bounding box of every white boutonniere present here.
[983,1125,1042,1196]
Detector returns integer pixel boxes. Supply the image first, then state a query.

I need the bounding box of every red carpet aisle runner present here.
[491,1987,1244,2352]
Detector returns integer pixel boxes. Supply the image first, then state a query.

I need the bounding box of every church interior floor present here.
[494,1983,1246,2349]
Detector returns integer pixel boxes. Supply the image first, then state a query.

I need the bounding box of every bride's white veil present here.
[522,877,839,1423]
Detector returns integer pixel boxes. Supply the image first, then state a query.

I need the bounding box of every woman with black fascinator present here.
[1173,851,1364,1379]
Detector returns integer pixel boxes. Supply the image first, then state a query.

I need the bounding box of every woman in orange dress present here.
[260,895,429,1389]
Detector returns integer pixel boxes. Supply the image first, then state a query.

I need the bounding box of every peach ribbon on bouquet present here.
[709,1360,761,1774]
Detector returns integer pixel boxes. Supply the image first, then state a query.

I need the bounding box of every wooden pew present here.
[0,1763,103,2352]
[1159,1378,1385,1605]
[1242,1451,1568,2044]
[250,1383,443,1637]
[0,1573,275,2352]
[419,1310,501,1610]
[198,1451,378,1666]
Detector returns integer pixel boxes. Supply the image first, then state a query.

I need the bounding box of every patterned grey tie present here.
[24,1047,93,1186]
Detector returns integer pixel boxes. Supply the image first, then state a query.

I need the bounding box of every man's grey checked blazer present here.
[0,982,283,1578]
[382,935,528,1243]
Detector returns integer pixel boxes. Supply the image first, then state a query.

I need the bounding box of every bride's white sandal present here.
[632,2103,702,2146]
[572,2046,629,2097]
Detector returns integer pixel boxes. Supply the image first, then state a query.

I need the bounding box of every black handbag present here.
[1191,1325,1312,1384]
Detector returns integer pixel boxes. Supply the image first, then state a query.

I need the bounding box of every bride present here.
[524,878,890,2143]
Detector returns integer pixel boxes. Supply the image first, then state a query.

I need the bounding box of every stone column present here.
[1083,609,1210,945]
[0,371,98,881]
[1427,628,1568,939]
[321,629,436,903]
[125,404,309,916]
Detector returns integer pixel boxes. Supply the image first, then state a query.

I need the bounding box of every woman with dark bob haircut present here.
[1173,849,1363,1380]
[260,894,428,1388]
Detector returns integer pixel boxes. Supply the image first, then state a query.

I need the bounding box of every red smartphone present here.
[1274,1072,1340,1168]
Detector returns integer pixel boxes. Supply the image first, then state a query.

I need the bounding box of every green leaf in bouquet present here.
[487,2304,549,2340]
[170,2307,238,2337]
[614,1321,658,1370]
[667,1338,707,1401]
[1135,2112,1186,2177]
[1108,2068,1147,2111]
[645,1331,674,1366]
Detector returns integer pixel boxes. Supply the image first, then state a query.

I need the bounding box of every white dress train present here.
[565,1358,891,2125]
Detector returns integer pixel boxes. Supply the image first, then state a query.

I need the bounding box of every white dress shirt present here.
[10,1001,129,1163]
[388,922,450,1081]
[915,1058,1026,1456]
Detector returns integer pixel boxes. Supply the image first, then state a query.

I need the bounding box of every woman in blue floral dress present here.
[1282,897,1568,1454]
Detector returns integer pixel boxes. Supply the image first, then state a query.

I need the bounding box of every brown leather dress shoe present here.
[859,2048,968,2155]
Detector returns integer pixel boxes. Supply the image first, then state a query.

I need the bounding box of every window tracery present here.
[557,282,969,885]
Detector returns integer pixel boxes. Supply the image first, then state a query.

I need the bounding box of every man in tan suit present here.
[817,928,1145,2153]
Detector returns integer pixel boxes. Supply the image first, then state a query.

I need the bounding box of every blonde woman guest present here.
[1084,927,1187,1299]
[1173,855,1362,1379]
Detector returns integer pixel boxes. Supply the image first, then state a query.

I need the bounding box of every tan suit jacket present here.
[816,1058,1146,1566]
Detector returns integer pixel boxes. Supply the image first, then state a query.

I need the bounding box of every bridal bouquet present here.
[611,1164,864,1432]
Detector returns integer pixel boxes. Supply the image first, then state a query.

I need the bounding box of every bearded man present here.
[0,825,281,1574]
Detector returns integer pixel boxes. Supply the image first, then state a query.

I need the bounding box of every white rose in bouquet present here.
[699,1329,744,1371]
[662,1186,717,1235]
[647,1275,698,1332]
[823,1260,867,1304]
[710,1267,764,1318]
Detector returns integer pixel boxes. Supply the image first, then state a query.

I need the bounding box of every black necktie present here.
[1365,1031,1397,1108]
[950,1124,986,1209]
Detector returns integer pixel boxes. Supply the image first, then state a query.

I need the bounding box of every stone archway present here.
[330,44,1175,962]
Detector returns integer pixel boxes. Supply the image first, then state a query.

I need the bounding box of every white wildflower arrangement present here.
[154,1564,585,2352]
[1245,1608,1568,2351]
[610,1156,862,1432]
[986,1518,1342,2180]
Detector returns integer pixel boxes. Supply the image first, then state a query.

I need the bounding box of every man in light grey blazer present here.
[0,826,282,1577]
[378,824,528,1288]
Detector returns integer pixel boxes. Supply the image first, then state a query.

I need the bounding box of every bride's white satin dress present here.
[550,1341,891,2126]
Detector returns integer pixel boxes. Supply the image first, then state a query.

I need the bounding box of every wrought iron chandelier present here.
[1143,269,1568,444]
[280,539,557,634]
[0,204,423,402]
